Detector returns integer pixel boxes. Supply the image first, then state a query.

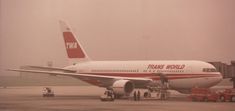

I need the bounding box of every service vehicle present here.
[42,87,54,97]
[100,90,115,101]
[189,88,219,102]
[219,88,235,102]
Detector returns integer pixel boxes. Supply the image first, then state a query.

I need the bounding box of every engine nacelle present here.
[112,80,134,96]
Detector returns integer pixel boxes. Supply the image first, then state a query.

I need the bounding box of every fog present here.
[1,0,235,76]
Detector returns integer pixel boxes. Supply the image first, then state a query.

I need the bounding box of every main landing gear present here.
[144,73,170,100]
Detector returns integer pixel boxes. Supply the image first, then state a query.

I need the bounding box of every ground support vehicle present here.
[42,87,54,97]
[219,88,235,102]
[100,90,115,101]
[189,88,219,102]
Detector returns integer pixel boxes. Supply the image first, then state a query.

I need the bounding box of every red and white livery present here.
[9,21,222,95]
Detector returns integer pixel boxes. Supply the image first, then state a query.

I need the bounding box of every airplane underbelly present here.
[169,76,222,89]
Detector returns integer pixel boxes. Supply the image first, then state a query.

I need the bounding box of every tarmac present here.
[0,86,234,111]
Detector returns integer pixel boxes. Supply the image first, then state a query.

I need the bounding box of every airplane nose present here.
[208,73,223,87]
[216,73,223,83]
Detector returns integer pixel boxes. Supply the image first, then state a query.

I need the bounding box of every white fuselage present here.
[9,21,223,95]
[65,60,222,91]
[59,21,222,93]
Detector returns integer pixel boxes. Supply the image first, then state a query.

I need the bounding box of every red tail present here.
[60,21,89,60]
[63,32,85,58]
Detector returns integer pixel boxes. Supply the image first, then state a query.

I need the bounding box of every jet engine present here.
[112,80,134,96]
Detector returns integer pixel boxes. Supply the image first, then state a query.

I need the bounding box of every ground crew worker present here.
[133,91,137,101]
[137,90,141,101]
[107,90,112,98]
[110,90,114,99]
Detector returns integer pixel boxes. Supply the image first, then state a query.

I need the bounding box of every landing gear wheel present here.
[220,96,225,102]
[114,94,122,99]
[204,97,208,102]
[192,97,197,102]
[144,92,148,98]
[160,93,166,100]
[231,96,235,102]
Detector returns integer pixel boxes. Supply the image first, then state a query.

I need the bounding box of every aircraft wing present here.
[8,69,153,87]
[20,65,76,73]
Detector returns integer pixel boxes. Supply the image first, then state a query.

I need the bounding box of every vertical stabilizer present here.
[59,21,90,63]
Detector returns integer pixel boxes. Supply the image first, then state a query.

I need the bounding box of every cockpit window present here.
[202,68,217,72]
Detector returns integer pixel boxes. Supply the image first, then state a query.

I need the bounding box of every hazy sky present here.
[1,0,235,76]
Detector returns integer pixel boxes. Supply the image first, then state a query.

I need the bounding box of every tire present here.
[220,96,225,102]
[192,97,197,102]
[144,92,149,98]
[114,94,121,99]
[204,97,208,102]
[161,94,166,100]
[231,96,235,102]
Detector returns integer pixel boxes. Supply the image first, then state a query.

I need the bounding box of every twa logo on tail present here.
[59,20,89,59]
[63,32,85,58]
[66,42,78,49]
[59,20,90,60]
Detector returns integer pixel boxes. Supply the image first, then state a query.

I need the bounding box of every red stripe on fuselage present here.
[80,73,221,80]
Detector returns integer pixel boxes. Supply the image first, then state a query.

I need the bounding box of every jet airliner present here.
[9,21,222,96]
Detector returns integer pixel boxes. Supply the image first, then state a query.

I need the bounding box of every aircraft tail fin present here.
[59,20,90,63]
